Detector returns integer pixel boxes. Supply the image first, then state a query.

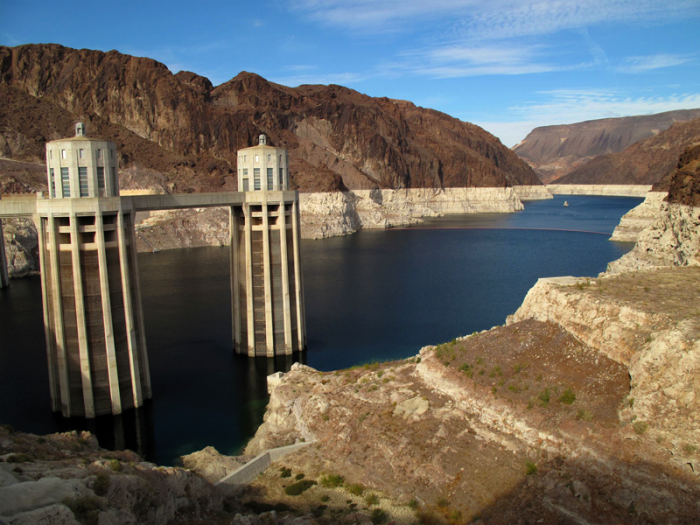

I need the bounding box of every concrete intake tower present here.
[0,126,307,418]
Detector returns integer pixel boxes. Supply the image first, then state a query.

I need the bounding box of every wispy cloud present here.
[473,90,700,146]
[288,0,700,35]
[616,54,694,74]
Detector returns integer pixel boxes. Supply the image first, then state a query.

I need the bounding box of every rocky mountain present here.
[513,109,700,183]
[554,118,700,186]
[0,44,541,194]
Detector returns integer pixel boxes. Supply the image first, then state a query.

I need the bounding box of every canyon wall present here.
[546,184,652,196]
[609,191,668,242]
[513,109,700,183]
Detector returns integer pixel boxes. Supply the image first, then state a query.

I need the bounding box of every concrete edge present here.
[214,441,315,487]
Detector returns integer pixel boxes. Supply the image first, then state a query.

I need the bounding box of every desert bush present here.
[633,421,648,435]
[525,461,538,475]
[365,493,379,506]
[63,496,104,525]
[280,467,292,478]
[285,479,317,496]
[6,453,33,463]
[559,388,576,405]
[347,483,365,496]
[93,472,110,496]
[108,459,121,472]
[538,388,551,407]
[371,508,388,524]
[320,474,344,488]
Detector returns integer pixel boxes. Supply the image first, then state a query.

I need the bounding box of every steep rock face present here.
[608,144,700,273]
[0,44,540,194]
[609,191,668,242]
[513,109,700,183]
[554,118,700,185]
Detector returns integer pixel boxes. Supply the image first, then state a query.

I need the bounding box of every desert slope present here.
[514,109,700,183]
[0,44,540,194]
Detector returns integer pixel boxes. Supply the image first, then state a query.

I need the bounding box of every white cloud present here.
[288,0,700,35]
[616,54,694,74]
[473,90,700,147]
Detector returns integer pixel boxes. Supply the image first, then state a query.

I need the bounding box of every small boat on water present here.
[563,201,569,207]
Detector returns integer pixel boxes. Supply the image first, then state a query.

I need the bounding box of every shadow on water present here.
[0,196,641,464]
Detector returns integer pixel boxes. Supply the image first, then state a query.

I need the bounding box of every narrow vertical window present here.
[267,154,271,162]
[267,168,273,190]
[111,167,117,195]
[50,168,56,198]
[97,167,105,196]
[279,168,284,187]
[254,168,260,190]
[243,179,249,191]
[255,155,259,163]
[61,168,70,198]
[244,155,247,162]
[78,167,88,197]
[61,150,66,159]
[79,149,85,159]
[49,150,53,160]
[97,149,102,159]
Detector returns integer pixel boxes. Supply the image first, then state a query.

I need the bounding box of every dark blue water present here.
[0,195,640,464]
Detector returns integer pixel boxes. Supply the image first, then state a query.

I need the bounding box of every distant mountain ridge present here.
[555,118,700,185]
[513,109,700,183]
[0,44,540,194]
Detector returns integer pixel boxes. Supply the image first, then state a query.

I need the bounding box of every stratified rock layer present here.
[513,109,700,183]
[0,44,541,194]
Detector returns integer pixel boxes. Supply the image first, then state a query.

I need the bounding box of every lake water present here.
[0,195,642,465]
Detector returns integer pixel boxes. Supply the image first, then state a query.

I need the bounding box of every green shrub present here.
[559,388,576,405]
[371,508,388,524]
[320,474,344,488]
[538,388,551,407]
[295,473,305,480]
[93,472,110,496]
[633,421,648,435]
[576,409,594,421]
[6,453,33,463]
[320,495,330,502]
[365,493,379,506]
[284,479,317,496]
[408,498,419,510]
[0,424,15,434]
[63,496,104,525]
[280,467,292,478]
[683,444,698,455]
[347,483,365,496]
[525,461,538,475]
[436,497,449,508]
[108,459,121,472]
[459,363,473,378]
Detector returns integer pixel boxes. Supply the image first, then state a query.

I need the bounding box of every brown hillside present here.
[554,118,700,185]
[0,44,540,194]
[654,143,700,206]
[513,109,700,183]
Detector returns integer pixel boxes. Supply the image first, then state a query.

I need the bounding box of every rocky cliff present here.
[0,44,541,194]
[608,144,700,273]
[553,118,700,186]
[513,109,700,183]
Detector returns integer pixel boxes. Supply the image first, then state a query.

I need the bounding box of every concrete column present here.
[291,200,306,350]
[261,203,274,357]
[47,215,71,416]
[244,204,255,356]
[117,210,143,408]
[69,213,95,418]
[278,203,293,354]
[34,215,60,411]
[0,218,8,288]
[229,206,241,351]
[95,213,122,415]
[127,215,152,399]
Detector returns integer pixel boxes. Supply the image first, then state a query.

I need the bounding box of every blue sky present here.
[2,0,699,146]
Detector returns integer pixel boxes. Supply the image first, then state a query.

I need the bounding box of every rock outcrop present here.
[513,109,700,183]
[546,184,652,197]
[0,427,225,525]
[0,44,541,194]
[607,144,700,273]
[609,191,668,242]
[554,118,700,185]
